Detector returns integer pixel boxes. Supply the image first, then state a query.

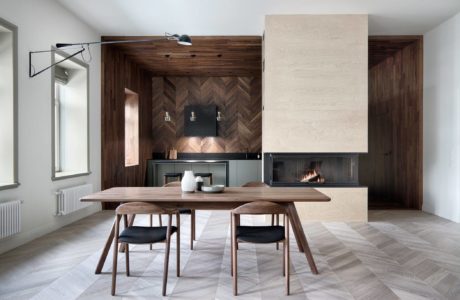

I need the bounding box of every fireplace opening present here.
[300,161,326,183]
[264,153,359,187]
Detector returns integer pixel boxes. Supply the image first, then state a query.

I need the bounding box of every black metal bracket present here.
[28,48,85,78]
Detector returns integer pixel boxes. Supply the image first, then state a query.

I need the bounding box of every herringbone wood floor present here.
[1,210,459,299]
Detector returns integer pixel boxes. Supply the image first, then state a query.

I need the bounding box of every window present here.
[124,88,139,167]
[52,51,90,180]
[0,18,18,190]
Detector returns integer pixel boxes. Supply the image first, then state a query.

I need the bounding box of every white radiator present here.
[0,200,22,239]
[57,184,93,216]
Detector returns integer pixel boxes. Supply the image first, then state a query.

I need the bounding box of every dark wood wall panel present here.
[101,45,153,203]
[151,76,262,153]
[360,37,423,209]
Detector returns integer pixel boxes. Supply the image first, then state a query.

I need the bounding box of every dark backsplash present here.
[152,152,261,160]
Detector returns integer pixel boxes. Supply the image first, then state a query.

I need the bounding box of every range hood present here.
[184,105,217,137]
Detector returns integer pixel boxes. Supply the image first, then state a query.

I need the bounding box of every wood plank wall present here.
[151,76,262,153]
[360,37,423,209]
[101,45,153,202]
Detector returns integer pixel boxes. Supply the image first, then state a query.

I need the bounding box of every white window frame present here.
[0,17,19,190]
[51,48,90,180]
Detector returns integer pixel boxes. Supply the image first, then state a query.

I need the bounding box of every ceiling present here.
[56,0,460,36]
[104,36,262,76]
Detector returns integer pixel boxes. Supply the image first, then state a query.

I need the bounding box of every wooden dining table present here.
[81,186,330,275]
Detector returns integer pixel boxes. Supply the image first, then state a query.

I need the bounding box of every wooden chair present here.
[164,172,182,185]
[195,172,213,185]
[230,201,290,296]
[161,181,196,250]
[112,202,180,297]
[241,182,280,250]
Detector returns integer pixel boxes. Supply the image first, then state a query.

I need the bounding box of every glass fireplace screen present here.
[264,153,359,187]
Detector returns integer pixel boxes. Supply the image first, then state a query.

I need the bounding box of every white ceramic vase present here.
[181,170,196,193]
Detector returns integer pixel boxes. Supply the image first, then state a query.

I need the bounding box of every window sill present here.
[52,171,91,181]
[0,182,20,191]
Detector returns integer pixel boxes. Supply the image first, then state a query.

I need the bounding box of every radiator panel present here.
[0,200,22,239]
[57,184,93,215]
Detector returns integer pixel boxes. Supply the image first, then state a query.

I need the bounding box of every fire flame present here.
[300,169,325,183]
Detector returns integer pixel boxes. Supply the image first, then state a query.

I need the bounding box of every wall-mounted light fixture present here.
[216,111,223,122]
[164,111,171,122]
[190,111,196,122]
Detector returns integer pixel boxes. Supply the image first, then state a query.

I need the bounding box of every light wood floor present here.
[1,210,460,299]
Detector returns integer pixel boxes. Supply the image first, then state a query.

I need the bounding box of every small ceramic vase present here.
[181,170,196,193]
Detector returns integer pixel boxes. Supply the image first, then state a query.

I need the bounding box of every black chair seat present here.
[165,173,182,177]
[119,226,177,244]
[236,225,285,243]
[195,172,212,177]
[178,208,192,214]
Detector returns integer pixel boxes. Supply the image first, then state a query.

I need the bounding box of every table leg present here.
[95,218,116,274]
[286,203,319,275]
[119,214,136,252]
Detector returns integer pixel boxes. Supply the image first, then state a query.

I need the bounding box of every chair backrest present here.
[232,201,286,215]
[116,202,175,215]
[163,181,181,187]
[241,181,269,187]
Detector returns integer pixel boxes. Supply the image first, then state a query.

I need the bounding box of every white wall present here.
[423,12,460,223]
[0,0,101,254]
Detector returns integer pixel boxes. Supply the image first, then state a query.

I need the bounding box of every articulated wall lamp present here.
[28,33,192,78]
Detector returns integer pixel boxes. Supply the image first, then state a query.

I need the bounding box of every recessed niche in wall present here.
[52,49,90,180]
[0,18,18,190]
[124,88,139,167]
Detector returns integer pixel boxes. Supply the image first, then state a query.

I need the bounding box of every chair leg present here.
[235,214,240,250]
[191,209,195,250]
[232,214,238,296]
[283,241,285,277]
[150,214,153,250]
[285,216,290,296]
[230,212,233,276]
[111,240,118,295]
[125,244,130,277]
[162,217,172,296]
[159,214,162,226]
[177,213,181,277]
[276,214,280,250]
[111,216,120,296]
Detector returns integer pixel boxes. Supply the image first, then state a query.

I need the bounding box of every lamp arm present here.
[29,48,85,78]
[56,33,175,49]
[28,32,187,78]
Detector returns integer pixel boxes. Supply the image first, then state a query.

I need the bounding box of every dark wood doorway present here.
[360,36,423,209]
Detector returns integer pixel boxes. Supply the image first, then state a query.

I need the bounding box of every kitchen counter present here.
[147,159,262,187]
[151,152,262,160]
[150,159,229,163]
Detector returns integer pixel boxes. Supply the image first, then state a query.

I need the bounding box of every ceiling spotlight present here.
[175,34,192,46]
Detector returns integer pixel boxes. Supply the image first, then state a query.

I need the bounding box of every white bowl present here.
[201,185,225,193]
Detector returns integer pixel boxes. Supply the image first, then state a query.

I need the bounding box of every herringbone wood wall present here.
[152,76,262,153]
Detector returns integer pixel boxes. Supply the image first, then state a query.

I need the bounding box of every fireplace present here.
[264,153,359,187]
